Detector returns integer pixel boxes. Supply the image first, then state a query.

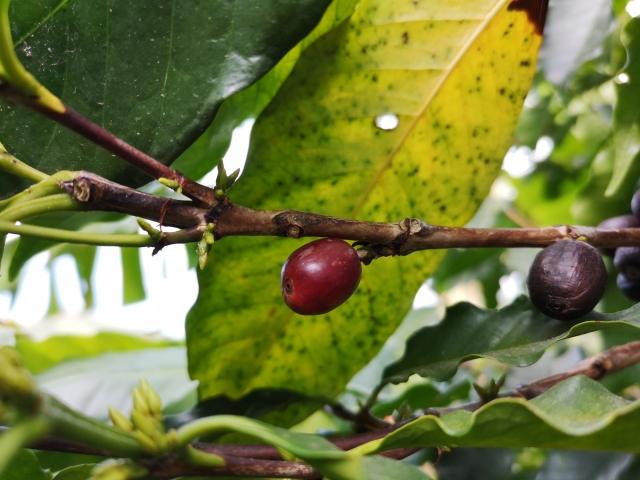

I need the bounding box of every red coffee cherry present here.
[281,238,362,315]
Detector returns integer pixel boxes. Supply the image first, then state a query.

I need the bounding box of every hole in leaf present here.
[374,114,399,131]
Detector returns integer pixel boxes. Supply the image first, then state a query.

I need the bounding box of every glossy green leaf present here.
[0,450,51,480]
[172,0,360,180]
[187,0,548,405]
[355,376,640,453]
[382,296,640,385]
[16,331,179,374]
[607,16,640,196]
[52,465,94,480]
[0,0,332,197]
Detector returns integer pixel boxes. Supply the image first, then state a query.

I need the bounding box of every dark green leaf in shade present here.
[35,451,103,475]
[436,448,536,480]
[362,455,434,480]
[382,296,640,385]
[436,448,636,480]
[371,382,470,418]
[121,248,145,305]
[355,377,640,453]
[172,0,360,180]
[0,0,333,198]
[0,450,51,480]
[164,388,324,430]
[608,16,640,195]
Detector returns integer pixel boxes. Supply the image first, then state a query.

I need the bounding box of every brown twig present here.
[515,340,640,399]
[30,105,217,208]
[65,172,640,257]
[423,340,640,416]
[61,172,208,229]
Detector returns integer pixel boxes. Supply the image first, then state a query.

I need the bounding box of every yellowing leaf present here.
[187,0,547,403]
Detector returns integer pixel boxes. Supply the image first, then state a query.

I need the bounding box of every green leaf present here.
[362,455,434,480]
[607,16,640,196]
[372,381,470,418]
[164,388,324,429]
[0,0,333,197]
[16,331,179,374]
[35,452,103,475]
[179,415,365,480]
[436,449,636,480]
[35,347,195,419]
[172,0,360,180]
[0,450,51,480]
[187,0,548,406]
[355,376,640,453]
[382,296,640,385]
[52,465,95,480]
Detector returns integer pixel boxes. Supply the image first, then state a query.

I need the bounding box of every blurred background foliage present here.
[3,0,640,477]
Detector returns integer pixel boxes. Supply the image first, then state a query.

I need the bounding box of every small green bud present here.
[131,410,159,438]
[226,168,240,189]
[196,238,211,269]
[136,218,161,239]
[135,430,158,454]
[139,379,162,419]
[132,388,150,416]
[90,459,148,480]
[215,159,228,190]
[199,251,209,270]
[158,177,178,190]
[108,407,133,433]
[204,231,215,245]
[165,428,178,448]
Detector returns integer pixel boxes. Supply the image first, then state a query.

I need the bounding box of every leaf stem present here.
[0,171,77,212]
[0,0,64,113]
[0,220,154,247]
[0,151,49,183]
[42,395,143,458]
[30,106,217,207]
[181,445,225,467]
[0,193,83,221]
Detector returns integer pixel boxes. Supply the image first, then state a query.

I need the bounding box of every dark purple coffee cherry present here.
[527,240,607,321]
[281,238,362,315]
[614,247,640,284]
[632,190,640,221]
[617,274,640,302]
[597,215,640,258]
